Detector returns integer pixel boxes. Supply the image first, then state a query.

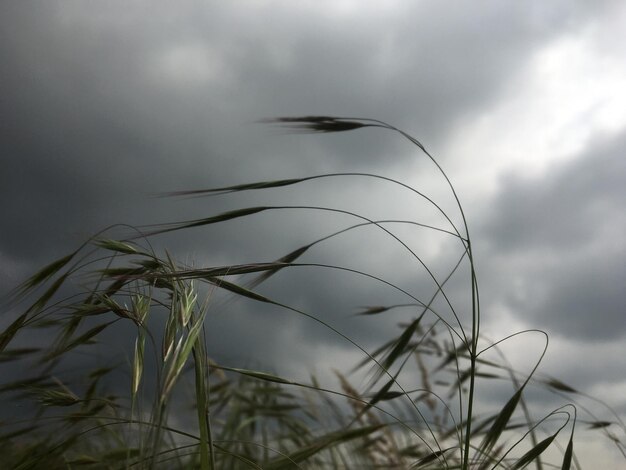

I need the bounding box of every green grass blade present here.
[0,347,41,362]
[249,245,312,287]
[132,331,145,397]
[262,116,375,133]
[164,177,309,197]
[144,206,269,236]
[588,420,612,429]
[356,376,402,421]
[0,312,29,353]
[511,433,557,469]
[45,321,115,361]
[410,447,455,468]
[163,307,208,398]
[94,238,140,255]
[219,366,295,385]
[561,436,573,470]
[378,313,426,376]
[26,272,69,314]
[477,388,523,459]
[207,278,272,303]
[12,251,76,295]
[545,379,578,394]
[264,423,385,469]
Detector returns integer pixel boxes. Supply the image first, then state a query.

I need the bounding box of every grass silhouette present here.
[1,117,624,469]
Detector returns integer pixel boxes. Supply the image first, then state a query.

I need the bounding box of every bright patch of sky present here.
[446,23,626,195]
[156,43,228,85]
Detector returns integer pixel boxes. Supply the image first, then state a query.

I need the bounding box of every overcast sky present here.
[1,1,625,466]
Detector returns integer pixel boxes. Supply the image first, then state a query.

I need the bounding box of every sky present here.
[1,1,625,466]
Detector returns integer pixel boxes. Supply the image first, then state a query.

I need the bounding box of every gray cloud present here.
[478,130,626,340]
[0,0,608,267]
[482,132,625,253]
[1,2,625,465]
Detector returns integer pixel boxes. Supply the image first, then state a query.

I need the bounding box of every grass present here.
[1,116,624,469]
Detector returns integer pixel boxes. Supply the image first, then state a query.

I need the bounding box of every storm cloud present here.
[1,1,625,466]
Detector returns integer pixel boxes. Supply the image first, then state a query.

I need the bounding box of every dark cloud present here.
[1,3,624,464]
[0,0,598,269]
[482,132,625,253]
[478,130,626,339]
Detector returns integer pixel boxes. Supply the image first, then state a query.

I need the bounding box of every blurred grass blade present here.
[12,251,76,295]
[264,424,385,469]
[411,447,455,468]
[218,366,295,385]
[262,116,375,134]
[30,385,80,407]
[562,436,573,470]
[249,244,312,287]
[478,388,523,458]
[101,448,141,463]
[27,272,70,314]
[94,238,140,255]
[379,312,426,375]
[45,321,115,361]
[357,305,391,315]
[164,177,310,197]
[511,433,557,469]
[357,377,397,419]
[144,206,269,236]
[588,420,612,429]
[0,347,41,363]
[0,312,29,353]
[207,278,272,304]
[545,379,578,394]
[0,425,38,441]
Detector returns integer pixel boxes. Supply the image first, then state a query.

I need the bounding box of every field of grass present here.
[1,117,624,469]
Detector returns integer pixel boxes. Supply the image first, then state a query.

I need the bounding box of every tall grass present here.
[1,117,624,469]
